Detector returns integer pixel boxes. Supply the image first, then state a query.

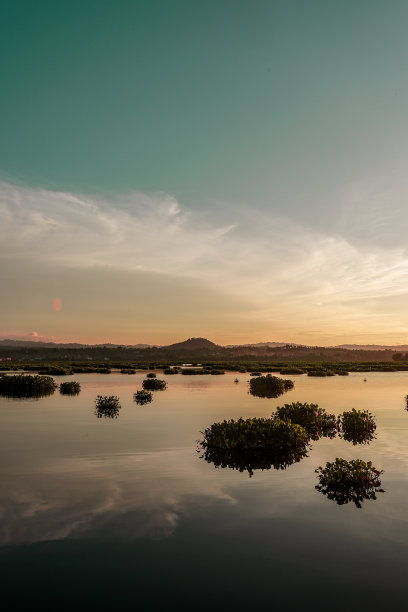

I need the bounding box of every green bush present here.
[0,374,57,398]
[142,378,167,391]
[210,369,225,375]
[38,366,73,375]
[134,389,153,404]
[200,417,310,476]
[120,368,136,374]
[163,368,178,374]
[315,458,384,508]
[339,408,376,444]
[94,395,120,418]
[146,372,157,378]
[273,402,337,440]
[249,374,294,398]
[59,381,81,395]
[279,367,305,375]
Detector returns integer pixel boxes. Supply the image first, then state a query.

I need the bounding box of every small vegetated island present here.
[94,395,121,419]
[338,408,376,445]
[249,374,294,398]
[273,402,337,440]
[200,417,310,476]
[0,374,57,398]
[134,389,153,405]
[315,458,384,508]
[142,378,167,391]
[59,381,81,395]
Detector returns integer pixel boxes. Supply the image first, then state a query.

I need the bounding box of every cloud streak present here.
[2,180,408,343]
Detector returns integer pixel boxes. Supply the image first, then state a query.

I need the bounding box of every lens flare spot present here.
[52,298,62,312]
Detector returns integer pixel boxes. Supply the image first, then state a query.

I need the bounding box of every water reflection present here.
[199,445,309,477]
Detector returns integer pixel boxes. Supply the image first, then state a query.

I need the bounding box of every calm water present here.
[1,372,408,610]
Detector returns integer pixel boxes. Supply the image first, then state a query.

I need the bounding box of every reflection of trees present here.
[0,374,57,398]
[315,458,385,508]
[249,374,294,399]
[200,445,309,477]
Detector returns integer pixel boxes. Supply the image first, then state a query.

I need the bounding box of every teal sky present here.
[2,1,408,344]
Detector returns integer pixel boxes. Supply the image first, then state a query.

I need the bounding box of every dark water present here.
[1,372,408,610]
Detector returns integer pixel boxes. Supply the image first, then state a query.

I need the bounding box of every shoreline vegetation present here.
[2,360,408,374]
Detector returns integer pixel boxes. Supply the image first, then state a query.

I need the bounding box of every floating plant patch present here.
[142,378,167,391]
[199,417,310,476]
[134,389,153,405]
[339,408,376,445]
[94,395,121,419]
[315,458,384,508]
[0,374,57,398]
[249,374,294,398]
[273,402,337,440]
[59,381,81,395]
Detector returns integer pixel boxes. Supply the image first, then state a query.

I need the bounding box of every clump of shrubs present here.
[163,367,179,375]
[273,402,337,440]
[121,368,136,374]
[279,367,305,375]
[59,381,81,395]
[146,372,157,378]
[200,417,310,476]
[94,395,120,419]
[315,458,384,508]
[338,408,376,444]
[142,378,167,391]
[38,366,73,376]
[249,374,294,398]
[210,369,225,375]
[134,389,153,405]
[0,374,57,398]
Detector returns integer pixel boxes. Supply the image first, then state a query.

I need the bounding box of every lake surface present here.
[1,371,408,610]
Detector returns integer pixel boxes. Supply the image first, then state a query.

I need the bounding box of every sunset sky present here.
[2,1,408,345]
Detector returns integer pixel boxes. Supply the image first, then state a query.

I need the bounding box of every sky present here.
[2,0,408,345]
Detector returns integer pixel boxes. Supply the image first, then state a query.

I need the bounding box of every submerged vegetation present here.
[249,374,294,398]
[94,395,121,419]
[315,458,384,508]
[200,417,310,476]
[134,389,153,405]
[142,378,167,391]
[0,374,57,398]
[338,408,376,445]
[59,381,81,395]
[273,402,337,440]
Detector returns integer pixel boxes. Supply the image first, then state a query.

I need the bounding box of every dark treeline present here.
[0,343,403,363]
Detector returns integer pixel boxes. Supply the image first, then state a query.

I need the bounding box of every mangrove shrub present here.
[59,381,81,395]
[273,402,337,440]
[315,458,384,508]
[0,374,57,398]
[249,374,294,398]
[94,395,121,419]
[142,378,167,391]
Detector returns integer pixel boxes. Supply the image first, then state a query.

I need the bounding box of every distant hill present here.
[164,337,220,351]
[335,344,408,351]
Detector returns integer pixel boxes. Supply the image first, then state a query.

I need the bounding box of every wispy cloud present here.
[2,180,408,342]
